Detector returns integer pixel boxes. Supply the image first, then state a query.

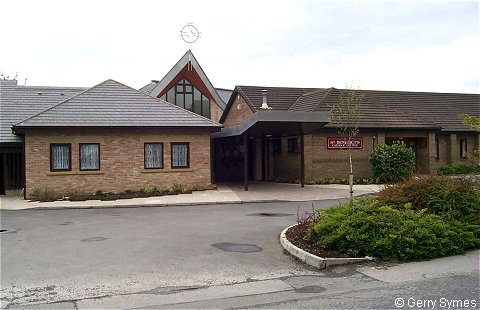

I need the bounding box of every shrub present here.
[143,185,157,195]
[308,196,479,261]
[377,176,480,224]
[368,142,415,182]
[168,183,190,195]
[437,163,480,175]
[31,189,61,202]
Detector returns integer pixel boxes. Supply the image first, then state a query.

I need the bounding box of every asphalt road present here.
[1,200,478,309]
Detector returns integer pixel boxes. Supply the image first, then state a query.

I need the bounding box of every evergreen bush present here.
[308,196,479,261]
[437,163,480,175]
[368,142,415,182]
[377,176,480,225]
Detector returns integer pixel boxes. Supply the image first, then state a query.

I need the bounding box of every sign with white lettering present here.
[327,137,363,149]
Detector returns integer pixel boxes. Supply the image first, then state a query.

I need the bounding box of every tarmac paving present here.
[0,182,383,210]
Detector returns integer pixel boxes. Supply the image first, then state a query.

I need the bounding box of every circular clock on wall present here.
[180,24,200,44]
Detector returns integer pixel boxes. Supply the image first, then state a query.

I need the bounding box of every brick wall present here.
[306,132,376,180]
[223,96,254,127]
[268,129,454,181]
[210,100,224,124]
[24,128,213,198]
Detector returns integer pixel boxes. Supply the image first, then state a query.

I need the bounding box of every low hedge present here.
[377,176,480,225]
[437,163,480,175]
[308,196,479,261]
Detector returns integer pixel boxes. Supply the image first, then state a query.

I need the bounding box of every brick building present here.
[1,50,479,196]
[214,86,479,188]
[1,51,225,197]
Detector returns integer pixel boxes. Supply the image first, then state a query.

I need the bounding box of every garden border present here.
[280,224,373,269]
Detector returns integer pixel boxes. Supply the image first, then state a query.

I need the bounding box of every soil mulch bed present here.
[285,224,353,258]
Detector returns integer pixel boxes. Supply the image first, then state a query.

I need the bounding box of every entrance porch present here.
[212,110,329,190]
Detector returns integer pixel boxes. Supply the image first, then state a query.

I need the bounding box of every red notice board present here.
[327,137,363,149]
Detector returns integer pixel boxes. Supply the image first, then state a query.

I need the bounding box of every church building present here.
[0,50,479,198]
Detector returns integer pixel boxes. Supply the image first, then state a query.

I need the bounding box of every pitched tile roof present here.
[227,85,479,132]
[139,80,159,94]
[0,79,85,143]
[311,88,442,130]
[13,79,222,129]
[236,86,317,111]
[216,88,233,106]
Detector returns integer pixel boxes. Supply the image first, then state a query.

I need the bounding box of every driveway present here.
[0,200,333,307]
[1,200,478,309]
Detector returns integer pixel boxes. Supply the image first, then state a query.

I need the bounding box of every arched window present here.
[160,79,211,119]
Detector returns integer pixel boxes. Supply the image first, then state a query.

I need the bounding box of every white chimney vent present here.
[261,89,272,109]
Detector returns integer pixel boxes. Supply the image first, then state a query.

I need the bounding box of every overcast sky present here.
[1,0,479,93]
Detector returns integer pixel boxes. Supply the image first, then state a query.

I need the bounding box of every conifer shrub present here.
[307,196,479,261]
[368,142,415,182]
[377,176,480,225]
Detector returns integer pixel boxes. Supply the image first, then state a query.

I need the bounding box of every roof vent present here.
[261,89,272,110]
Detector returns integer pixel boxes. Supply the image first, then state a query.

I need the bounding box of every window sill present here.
[47,171,104,176]
[141,168,194,174]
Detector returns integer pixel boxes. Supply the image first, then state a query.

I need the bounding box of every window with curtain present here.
[50,144,71,171]
[171,143,189,168]
[80,143,100,170]
[144,143,163,169]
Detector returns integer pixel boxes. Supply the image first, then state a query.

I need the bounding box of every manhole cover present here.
[247,213,293,217]
[81,237,107,242]
[294,285,326,294]
[212,243,263,253]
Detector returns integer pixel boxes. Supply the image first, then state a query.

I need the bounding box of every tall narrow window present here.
[162,78,211,118]
[460,139,467,158]
[144,143,163,169]
[50,144,71,171]
[171,143,189,168]
[80,143,100,171]
[272,139,282,154]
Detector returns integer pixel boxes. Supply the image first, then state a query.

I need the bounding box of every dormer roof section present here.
[148,50,226,110]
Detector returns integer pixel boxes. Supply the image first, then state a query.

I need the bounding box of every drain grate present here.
[81,237,107,242]
[212,243,263,253]
[247,213,293,217]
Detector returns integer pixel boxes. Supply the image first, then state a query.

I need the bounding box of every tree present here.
[459,114,480,132]
[329,85,364,201]
[458,113,480,165]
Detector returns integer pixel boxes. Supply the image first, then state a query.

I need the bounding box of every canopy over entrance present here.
[211,111,329,138]
[212,110,330,191]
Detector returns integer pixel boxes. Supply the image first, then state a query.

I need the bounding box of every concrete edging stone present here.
[280,224,373,269]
